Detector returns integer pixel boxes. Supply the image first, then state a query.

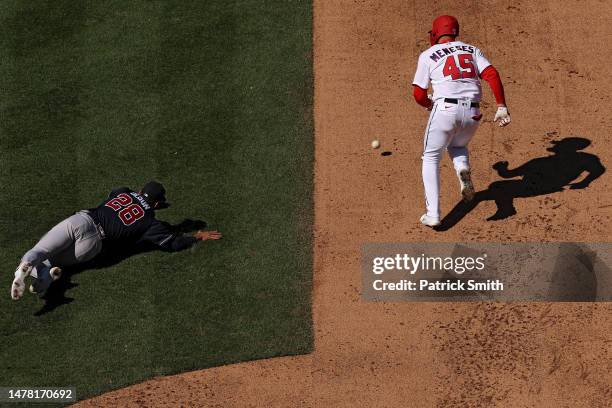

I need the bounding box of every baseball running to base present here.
[371,140,380,149]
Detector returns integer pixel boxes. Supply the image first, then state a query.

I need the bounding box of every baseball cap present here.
[141,181,168,207]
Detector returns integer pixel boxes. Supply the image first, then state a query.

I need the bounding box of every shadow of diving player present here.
[437,137,606,230]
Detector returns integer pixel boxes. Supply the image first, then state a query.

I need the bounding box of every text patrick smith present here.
[372,279,504,292]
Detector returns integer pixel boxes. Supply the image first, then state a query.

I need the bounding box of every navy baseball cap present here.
[142,181,168,207]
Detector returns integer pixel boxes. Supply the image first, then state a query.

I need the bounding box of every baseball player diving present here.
[412,15,511,227]
[11,181,222,300]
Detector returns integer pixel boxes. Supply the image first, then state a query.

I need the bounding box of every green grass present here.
[0,0,313,403]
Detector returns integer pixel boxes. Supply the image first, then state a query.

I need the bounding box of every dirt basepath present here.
[77,1,612,406]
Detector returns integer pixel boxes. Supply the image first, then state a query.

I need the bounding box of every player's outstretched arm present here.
[140,221,222,252]
[481,66,511,127]
[161,230,222,252]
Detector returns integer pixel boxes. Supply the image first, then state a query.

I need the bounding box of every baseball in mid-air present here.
[371,140,380,149]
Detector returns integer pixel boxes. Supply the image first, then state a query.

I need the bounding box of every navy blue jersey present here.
[88,187,174,246]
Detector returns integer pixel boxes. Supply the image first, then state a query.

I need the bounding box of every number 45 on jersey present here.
[443,54,476,80]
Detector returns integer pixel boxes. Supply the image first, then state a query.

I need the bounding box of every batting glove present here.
[493,106,511,127]
[426,93,434,111]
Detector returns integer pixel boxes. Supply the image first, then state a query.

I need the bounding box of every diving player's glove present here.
[493,106,511,127]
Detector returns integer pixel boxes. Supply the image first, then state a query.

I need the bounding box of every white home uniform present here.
[413,41,491,219]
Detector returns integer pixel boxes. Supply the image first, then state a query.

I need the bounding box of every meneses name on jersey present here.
[429,45,476,63]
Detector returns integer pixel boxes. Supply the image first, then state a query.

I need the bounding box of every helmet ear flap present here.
[428,30,436,46]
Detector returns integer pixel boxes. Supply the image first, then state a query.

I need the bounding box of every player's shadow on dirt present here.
[436,137,605,231]
[34,219,207,316]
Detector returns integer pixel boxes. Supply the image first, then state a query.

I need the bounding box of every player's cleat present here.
[420,214,441,227]
[50,267,62,281]
[458,169,475,202]
[11,262,33,300]
[29,267,62,298]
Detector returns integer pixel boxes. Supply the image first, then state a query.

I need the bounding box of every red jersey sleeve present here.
[412,85,432,109]
[480,66,506,106]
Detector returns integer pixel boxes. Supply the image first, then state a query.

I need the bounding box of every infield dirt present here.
[77,1,612,406]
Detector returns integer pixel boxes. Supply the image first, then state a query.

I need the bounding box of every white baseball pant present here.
[422,98,482,218]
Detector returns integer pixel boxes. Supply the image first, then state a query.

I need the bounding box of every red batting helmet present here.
[429,15,459,46]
